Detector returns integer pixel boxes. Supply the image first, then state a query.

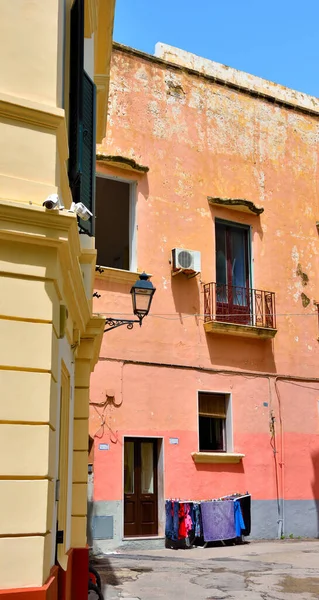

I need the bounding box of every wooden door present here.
[124,439,158,537]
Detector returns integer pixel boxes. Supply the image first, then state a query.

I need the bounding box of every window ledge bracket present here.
[191,452,245,464]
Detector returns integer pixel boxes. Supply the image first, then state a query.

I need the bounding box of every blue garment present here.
[193,503,202,538]
[234,499,245,536]
[165,501,174,539]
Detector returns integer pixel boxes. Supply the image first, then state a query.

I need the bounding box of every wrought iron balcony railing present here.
[203,282,276,330]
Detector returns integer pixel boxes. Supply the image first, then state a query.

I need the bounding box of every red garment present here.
[178,503,187,539]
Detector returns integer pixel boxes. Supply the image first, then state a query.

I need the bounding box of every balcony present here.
[203,283,277,339]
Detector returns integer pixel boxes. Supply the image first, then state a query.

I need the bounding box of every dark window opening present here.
[215,220,251,324]
[198,393,227,452]
[95,176,131,270]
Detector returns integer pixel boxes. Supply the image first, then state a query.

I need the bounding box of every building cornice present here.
[0,200,92,335]
[0,92,72,207]
[113,42,319,118]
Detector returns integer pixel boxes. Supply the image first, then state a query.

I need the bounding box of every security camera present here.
[43,194,60,210]
[69,202,93,221]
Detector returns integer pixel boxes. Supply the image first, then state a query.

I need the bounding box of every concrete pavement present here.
[91,540,319,600]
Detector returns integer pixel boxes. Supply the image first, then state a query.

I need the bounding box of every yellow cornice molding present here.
[0,199,92,334]
[94,0,115,142]
[83,315,105,368]
[94,73,110,88]
[0,92,69,162]
[0,92,65,130]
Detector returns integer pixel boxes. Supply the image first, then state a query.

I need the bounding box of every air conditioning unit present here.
[172,248,201,276]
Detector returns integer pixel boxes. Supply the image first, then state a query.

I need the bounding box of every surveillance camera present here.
[69,202,93,221]
[43,194,60,210]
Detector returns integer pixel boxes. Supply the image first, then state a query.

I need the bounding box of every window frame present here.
[197,391,233,453]
[95,173,137,272]
[215,218,252,290]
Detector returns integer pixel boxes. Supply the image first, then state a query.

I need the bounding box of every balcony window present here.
[215,220,251,324]
[203,220,276,337]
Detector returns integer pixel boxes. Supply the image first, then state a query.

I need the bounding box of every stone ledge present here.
[204,320,277,339]
[208,197,264,216]
[96,154,149,173]
[191,452,245,464]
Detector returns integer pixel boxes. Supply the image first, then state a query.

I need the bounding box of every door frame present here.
[122,436,164,539]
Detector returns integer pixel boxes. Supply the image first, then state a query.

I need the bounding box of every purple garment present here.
[201,501,236,542]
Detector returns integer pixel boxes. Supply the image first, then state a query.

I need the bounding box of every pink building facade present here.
[90,42,319,551]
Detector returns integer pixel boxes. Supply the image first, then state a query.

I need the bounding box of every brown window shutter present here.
[199,393,226,418]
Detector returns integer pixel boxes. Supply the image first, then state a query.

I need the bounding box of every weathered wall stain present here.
[296,263,309,286]
[301,292,311,308]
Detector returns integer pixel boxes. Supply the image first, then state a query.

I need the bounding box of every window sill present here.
[204,320,277,339]
[191,452,245,464]
[95,266,141,285]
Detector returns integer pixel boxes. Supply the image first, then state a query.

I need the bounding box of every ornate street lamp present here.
[104,273,156,332]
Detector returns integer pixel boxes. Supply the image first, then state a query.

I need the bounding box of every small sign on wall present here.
[99,443,110,451]
[169,438,179,445]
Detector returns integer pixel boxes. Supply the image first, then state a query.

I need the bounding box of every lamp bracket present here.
[104,317,142,332]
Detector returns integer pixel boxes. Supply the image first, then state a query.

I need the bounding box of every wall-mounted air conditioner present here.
[171,248,201,277]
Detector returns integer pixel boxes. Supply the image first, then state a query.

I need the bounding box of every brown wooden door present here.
[124,438,158,537]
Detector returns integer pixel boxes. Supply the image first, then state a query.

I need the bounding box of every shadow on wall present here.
[311,449,319,538]
[206,333,277,373]
[171,274,200,316]
[193,460,245,475]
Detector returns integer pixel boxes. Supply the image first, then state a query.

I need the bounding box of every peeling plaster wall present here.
[92,45,319,542]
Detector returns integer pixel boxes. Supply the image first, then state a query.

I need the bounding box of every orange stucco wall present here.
[91,45,319,515]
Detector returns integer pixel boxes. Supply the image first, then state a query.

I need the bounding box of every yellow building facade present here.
[0,1,115,598]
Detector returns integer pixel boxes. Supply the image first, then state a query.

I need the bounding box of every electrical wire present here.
[93,311,319,320]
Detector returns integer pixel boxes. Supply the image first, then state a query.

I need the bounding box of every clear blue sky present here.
[114,0,319,97]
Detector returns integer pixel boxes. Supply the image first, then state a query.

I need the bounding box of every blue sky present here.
[114,0,319,97]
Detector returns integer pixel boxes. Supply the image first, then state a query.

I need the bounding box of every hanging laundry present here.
[165,501,174,539]
[201,500,236,542]
[178,503,187,539]
[184,503,193,536]
[238,495,251,536]
[193,503,202,538]
[164,493,251,548]
[234,499,245,537]
[173,501,179,540]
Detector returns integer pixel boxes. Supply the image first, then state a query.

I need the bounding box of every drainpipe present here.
[274,377,285,538]
[269,378,283,538]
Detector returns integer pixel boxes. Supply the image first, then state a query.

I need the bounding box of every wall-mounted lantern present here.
[104,273,156,332]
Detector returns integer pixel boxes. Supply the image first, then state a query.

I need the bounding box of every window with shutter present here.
[198,393,229,452]
[68,0,96,236]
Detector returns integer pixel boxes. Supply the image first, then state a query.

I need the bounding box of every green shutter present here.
[79,71,96,236]
[68,0,96,236]
[68,0,84,190]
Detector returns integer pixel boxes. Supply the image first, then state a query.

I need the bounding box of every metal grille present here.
[203,282,276,329]
[177,250,193,269]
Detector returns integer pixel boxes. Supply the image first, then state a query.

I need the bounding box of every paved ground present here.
[91,540,319,600]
